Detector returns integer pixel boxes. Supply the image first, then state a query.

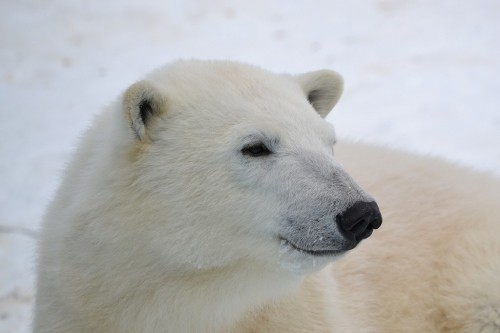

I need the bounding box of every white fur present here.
[34,60,500,333]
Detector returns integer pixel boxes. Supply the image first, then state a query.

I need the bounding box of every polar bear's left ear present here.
[295,70,344,118]
[123,80,168,141]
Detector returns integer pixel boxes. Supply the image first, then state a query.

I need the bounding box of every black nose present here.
[336,201,382,243]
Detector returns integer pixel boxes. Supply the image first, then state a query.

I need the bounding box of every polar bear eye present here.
[241,142,272,157]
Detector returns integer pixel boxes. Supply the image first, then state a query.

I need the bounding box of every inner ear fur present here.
[123,80,167,141]
[295,70,344,118]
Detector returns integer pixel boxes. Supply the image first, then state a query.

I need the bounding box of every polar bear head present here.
[117,60,381,275]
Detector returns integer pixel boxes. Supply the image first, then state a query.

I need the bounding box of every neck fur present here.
[119,260,301,333]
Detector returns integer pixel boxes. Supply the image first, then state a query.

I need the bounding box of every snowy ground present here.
[1,0,499,332]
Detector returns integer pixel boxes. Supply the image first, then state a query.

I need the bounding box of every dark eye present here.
[241,142,272,157]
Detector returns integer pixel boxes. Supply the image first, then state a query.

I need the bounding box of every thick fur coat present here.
[34,60,500,332]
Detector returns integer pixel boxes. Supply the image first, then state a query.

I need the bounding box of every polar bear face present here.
[120,61,381,275]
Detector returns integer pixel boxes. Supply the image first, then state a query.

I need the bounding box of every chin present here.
[277,240,348,275]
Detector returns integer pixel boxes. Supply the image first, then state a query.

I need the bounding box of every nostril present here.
[336,201,382,243]
[351,218,369,235]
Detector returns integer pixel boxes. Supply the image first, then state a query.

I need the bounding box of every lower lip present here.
[280,237,344,257]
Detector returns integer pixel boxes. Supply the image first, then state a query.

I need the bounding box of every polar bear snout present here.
[336,201,382,244]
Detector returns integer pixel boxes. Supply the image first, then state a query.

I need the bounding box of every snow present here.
[1,0,499,331]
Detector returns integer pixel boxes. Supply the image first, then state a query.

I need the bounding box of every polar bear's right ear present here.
[123,80,167,141]
[295,70,344,118]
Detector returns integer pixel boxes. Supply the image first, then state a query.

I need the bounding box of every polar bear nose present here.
[336,201,382,243]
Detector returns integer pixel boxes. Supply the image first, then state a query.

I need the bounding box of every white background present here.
[1,1,499,332]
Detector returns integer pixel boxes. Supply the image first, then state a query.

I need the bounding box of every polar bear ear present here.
[123,80,167,141]
[295,70,344,118]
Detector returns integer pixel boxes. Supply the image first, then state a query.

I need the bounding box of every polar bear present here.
[33,60,500,333]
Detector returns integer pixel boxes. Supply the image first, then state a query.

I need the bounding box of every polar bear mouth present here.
[279,236,344,257]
